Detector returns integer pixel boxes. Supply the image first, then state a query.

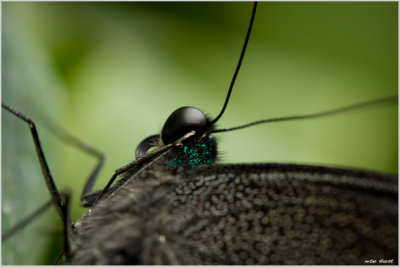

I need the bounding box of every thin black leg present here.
[80,145,174,207]
[54,250,65,265]
[80,136,177,207]
[24,103,106,206]
[2,101,105,209]
[61,189,72,261]
[87,131,196,208]
[41,119,105,202]
[38,116,105,203]
[80,157,104,203]
[88,145,174,208]
[2,102,65,220]
[53,189,72,265]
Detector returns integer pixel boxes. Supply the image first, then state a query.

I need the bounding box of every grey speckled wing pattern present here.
[70,156,398,265]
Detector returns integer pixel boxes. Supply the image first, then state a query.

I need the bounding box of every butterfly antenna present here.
[210,95,397,134]
[210,2,258,125]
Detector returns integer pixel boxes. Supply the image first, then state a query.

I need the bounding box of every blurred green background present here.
[2,2,397,265]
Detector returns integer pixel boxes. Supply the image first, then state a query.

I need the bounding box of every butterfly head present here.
[136,106,218,168]
[161,106,208,145]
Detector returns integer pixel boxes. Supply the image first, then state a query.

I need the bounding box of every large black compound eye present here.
[161,106,208,145]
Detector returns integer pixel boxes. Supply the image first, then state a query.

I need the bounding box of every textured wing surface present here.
[166,164,398,264]
[70,163,397,264]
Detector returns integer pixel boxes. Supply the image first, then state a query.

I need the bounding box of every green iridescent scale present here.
[169,137,214,168]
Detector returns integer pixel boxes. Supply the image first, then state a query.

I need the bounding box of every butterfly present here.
[2,2,396,266]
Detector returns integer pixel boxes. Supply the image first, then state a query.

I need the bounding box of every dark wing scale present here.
[167,164,397,264]
[69,160,397,264]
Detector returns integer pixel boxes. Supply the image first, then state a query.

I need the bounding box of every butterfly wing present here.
[70,162,397,264]
[166,163,397,264]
